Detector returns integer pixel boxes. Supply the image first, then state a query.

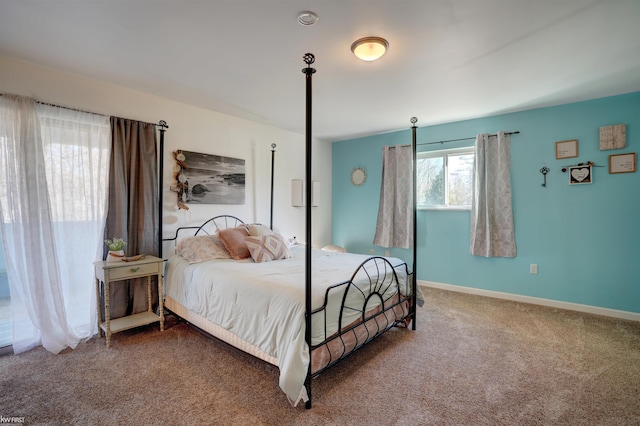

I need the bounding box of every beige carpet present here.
[1,287,639,425]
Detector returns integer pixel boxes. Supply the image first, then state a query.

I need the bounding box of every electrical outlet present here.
[385,250,390,257]
[530,264,538,274]
[369,249,375,254]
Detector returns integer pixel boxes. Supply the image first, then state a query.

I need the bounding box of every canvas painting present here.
[180,150,245,204]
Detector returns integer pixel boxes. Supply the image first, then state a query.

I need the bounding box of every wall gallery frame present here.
[568,165,592,185]
[555,139,578,159]
[609,152,636,174]
[599,124,626,150]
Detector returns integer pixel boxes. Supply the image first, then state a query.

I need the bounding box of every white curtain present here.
[470,132,516,258]
[0,95,111,354]
[373,145,413,249]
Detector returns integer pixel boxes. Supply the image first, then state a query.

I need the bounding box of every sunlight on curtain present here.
[37,103,111,337]
[0,95,110,354]
[373,145,413,249]
[470,132,516,258]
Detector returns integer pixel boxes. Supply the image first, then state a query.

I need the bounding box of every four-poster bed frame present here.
[159,53,418,409]
[299,54,417,406]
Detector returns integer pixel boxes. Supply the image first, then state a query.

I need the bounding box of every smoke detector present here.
[298,11,318,26]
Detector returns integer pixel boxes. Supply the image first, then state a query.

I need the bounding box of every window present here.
[417,147,474,209]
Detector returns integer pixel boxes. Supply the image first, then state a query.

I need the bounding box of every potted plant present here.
[105,237,127,262]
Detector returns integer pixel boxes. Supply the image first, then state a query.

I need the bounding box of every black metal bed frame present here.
[159,53,419,408]
[163,214,417,408]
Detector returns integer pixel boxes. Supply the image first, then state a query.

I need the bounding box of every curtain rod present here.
[390,131,520,149]
[1,92,107,117]
[1,93,167,128]
[420,131,520,146]
[38,100,108,118]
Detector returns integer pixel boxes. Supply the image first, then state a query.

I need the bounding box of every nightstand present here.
[94,255,164,348]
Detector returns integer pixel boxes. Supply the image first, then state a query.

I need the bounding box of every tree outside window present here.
[417,147,474,209]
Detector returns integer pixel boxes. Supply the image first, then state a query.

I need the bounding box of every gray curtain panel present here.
[373,144,413,249]
[470,132,516,258]
[106,117,158,318]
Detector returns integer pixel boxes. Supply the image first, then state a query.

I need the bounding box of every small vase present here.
[107,250,125,262]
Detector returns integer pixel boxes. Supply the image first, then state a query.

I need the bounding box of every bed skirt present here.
[164,295,279,366]
[165,294,411,376]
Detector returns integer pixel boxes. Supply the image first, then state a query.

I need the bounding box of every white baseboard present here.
[419,280,640,322]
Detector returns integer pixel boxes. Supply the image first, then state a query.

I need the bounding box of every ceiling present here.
[1,1,639,142]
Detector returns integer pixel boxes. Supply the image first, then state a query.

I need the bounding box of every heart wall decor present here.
[569,165,592,185]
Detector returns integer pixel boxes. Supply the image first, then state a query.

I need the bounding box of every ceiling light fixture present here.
[297,11,318,26]
[351,36,389,61]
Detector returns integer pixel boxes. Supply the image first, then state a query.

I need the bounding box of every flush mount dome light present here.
[351,36,389,61]
[298,11,318,26]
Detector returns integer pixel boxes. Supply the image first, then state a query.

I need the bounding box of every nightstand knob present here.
[131,267,140,272]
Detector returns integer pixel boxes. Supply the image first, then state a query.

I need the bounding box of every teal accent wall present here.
[332,92,640,314]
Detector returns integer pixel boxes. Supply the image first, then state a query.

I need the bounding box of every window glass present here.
[417,147,474,209]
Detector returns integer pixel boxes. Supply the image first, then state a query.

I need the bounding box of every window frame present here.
[416,146,475,211]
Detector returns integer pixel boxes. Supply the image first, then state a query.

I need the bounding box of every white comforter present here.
[165,245,410,406]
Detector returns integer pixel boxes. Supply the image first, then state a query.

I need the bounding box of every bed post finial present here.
[302,53,316,74]
[410,117,418,127]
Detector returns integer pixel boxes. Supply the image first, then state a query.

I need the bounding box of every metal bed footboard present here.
[308,256,415,379]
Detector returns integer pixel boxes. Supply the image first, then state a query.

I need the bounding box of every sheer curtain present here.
[373,145,413,249]
[470,132,517,258]
[37,103,112,336]
[0,94,110,354]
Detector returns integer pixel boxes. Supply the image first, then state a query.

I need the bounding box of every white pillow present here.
[176,235,231,263]
[246,223,275,237]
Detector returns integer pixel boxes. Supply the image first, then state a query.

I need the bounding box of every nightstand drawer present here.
[108,262,160,280]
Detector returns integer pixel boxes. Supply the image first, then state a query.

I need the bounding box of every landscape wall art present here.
[180,150,245,204]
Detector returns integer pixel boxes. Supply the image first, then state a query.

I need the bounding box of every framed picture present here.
[556,139,578,159]
[609,152,636,174]
[569,165,592,185]
[599,124,626,150]
[180,150,245,204]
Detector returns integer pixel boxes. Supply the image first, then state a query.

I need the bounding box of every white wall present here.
[0,54,332,251]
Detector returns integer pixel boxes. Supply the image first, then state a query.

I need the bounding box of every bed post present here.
[411,117,418,330]
[157,120,169,259]
[270,143,276,230]
[302,52,316,409]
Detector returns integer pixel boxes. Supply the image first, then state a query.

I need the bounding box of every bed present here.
[160,54,420,408]
[164,215,419,406]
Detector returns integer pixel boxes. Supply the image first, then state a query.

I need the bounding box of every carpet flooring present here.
[1,286,639,425]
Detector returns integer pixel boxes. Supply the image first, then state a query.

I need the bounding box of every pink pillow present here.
[245,234,291,263]
[217,226,251,260]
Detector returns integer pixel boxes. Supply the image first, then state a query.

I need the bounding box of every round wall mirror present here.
[351,167,367,186]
